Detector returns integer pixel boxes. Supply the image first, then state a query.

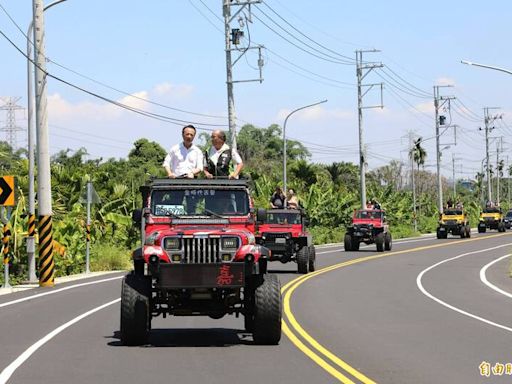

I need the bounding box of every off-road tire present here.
[120,273,151,346]
[308,245,316,272]
[352,240,360,251]
[384,232,392,251]
[498,222,506,232]
[436,228,442,239]
[252,274,282,345]
[376,232,384,252]
[344,234,353,251]
[297,246,309,274]
[478,225,486,233]
[465,225,471,238]
[460,227,466,239]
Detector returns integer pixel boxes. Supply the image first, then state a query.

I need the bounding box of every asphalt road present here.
[1,231,512,383]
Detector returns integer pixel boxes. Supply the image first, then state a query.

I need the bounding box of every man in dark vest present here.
[203,130,244,179]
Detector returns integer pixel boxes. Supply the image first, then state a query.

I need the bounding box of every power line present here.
[376,68,430,99]
[0,28,221,130]
[251,9,352,65]
[0,3,228,122]
[259,1,356,63]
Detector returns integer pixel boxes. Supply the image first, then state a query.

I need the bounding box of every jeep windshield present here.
[150,188,249,216]
[266,212,301,225]
[483,208,500,213]
[444,210,463,215]
[355,210,382,219]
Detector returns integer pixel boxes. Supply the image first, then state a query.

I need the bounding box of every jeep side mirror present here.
[132,208,142,226]
[256,208,267,223]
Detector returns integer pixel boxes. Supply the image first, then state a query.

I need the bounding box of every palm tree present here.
[410,137,427,170]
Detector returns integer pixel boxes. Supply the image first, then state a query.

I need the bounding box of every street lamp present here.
[26,0,68,283]
[282,99,327,195]
[461,60,512,75]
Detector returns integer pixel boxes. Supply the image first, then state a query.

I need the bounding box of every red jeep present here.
[344,209,392,252]
[122,178,282,346]
[254,208,316,274]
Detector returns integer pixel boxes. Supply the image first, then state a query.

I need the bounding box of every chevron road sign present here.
[0,176,14,206]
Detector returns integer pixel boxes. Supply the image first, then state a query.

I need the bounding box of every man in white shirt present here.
[162,125,203,178]
[203,130,243,179]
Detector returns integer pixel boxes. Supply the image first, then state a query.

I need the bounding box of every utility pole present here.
[508,156,510,208]
[496,137,504,206]
[0,97,24,149]
[409,132,417,232]
[433,85,455,214]
[356,49,383,209]
[482,107,501,204]
[223,0,264,150]
[452,154,456,199]
[33,0,54,287]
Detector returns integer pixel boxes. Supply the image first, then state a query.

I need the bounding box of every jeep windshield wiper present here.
[202,209,224,219]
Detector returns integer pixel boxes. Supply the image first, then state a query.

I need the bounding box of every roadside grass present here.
[90,243,131,272]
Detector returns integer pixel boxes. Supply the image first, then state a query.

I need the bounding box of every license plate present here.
[158,263,245,288]
[439,228,446,231]
[275,238,286,244]
[354,232,363,236]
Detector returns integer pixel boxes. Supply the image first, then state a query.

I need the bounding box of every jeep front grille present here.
[262,232,290,242]
[183,237,221,264]
[444,220,457,225]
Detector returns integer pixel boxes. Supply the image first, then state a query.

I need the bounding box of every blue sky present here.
[1,1,511,179]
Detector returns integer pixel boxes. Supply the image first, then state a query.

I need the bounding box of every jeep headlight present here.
[222,237,239,249]
[163,237,181,250]
[145,231,160,246]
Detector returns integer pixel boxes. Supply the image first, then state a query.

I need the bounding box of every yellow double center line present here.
[281,233,511,383]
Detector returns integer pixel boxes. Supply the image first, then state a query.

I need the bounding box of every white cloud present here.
[435,77,456,86]
[119,91,149,110]
[153,82,194,98]
[48,81,196,123]
[48,93,122,121]
[415,101,434,114]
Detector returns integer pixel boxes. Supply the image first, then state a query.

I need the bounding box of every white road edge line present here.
[417,243,512,333]
[0,276,124,308]
[0,298,120,384]
[480,254,512,298]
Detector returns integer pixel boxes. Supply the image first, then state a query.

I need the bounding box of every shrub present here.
[90,243,131,272]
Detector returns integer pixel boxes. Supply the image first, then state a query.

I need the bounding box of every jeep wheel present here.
[498,222,506,232]
[375,232,384,252]
[308,245,316,272]
[253,274,282,345]
[478,226,486,233]
[297,247,309,274]
[120,273,151,346]
[465,225,471,238]
[384,232,392,251]
[460,228,466,239]
[344,234,353,251]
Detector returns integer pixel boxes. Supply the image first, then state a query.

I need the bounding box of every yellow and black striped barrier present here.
[28,214,36,237]
[86,224,91,242]
[2,223,11,265]
[38,215,54,287]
